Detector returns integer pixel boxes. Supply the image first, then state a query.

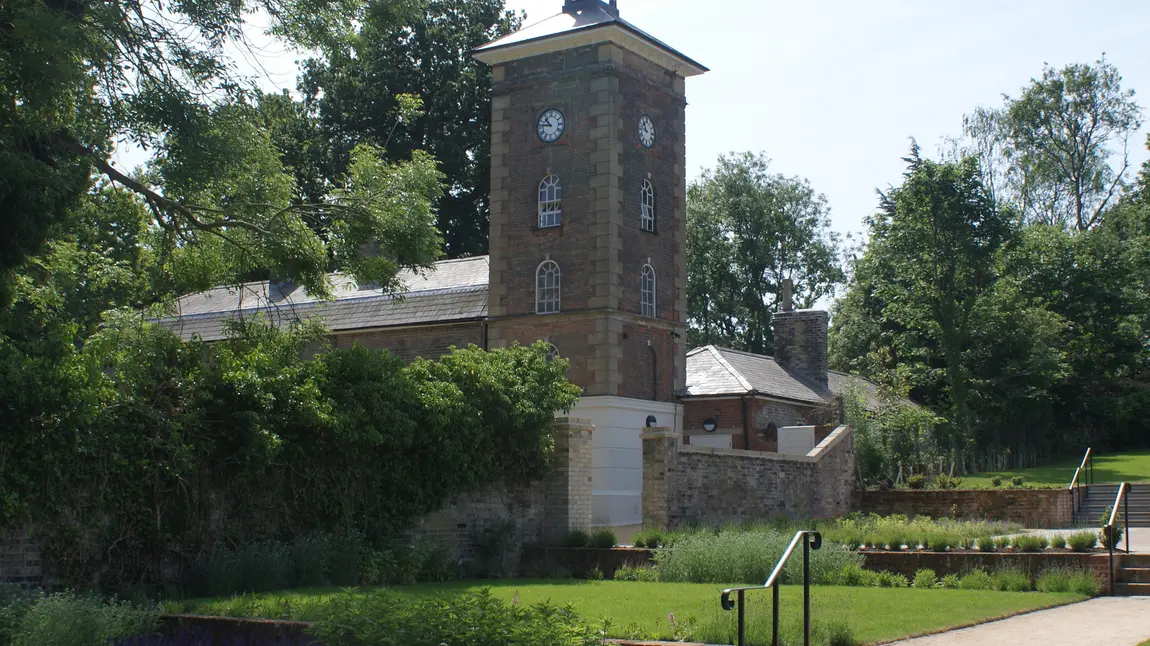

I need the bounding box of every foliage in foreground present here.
[0,588,156,646]
[308,589,600,646]
[0,317,580,592]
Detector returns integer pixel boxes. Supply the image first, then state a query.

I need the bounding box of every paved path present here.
[888,598,1150,645]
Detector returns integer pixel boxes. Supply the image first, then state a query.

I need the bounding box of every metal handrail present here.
[1105,482,1131,595]
[721,531,822,646]
[1068,447,1093,514]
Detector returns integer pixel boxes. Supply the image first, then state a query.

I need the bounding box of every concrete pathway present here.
[887,597,1150,645]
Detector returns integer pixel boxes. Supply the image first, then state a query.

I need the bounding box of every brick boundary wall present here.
[853,488,1074,528]
[642,425,855,529]
[860,550,1112,594]
[0,526,41,588]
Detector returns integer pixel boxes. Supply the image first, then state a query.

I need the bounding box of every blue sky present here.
[120,0,1150,242]
[502,0,1150,240]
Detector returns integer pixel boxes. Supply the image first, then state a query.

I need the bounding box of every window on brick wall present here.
[536,260,561,314]
[640,180,655,232]
[538,175,562,228]
[641,264,656,317]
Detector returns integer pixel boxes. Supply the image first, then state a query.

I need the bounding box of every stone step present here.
[1121,555,1150,568]
[1113,582,1150,596]
[1118,567,1150,583]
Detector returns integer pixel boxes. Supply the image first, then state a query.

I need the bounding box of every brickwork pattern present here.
[773,310,829,387]
[405,419,594,576]
[485,42,687,401]
[643,426,855,529]
[854,489,1074,528]
[0,526,41,587]
[332,323,484,362]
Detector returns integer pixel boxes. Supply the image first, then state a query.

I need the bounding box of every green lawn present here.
[169,581,1084,645]
[962,451,1150,488]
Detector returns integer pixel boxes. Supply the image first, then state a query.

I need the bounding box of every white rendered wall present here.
[688,433,733,449]
[778,425,817,456]
[569,396,682,528]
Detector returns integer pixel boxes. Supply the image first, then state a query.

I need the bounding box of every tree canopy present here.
[686,152,843,354]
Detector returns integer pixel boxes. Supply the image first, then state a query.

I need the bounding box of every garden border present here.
[853,488,1074,528]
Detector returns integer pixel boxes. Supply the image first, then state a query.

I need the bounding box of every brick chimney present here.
[773,279,828,388]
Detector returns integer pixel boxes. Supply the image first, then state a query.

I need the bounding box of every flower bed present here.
[860,551,1111,593]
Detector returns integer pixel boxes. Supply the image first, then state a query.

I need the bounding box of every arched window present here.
[640,264,656,317]
[640,180,655,232]
[546,343,560,363]
[536,260,561,314]
[538,175,562,228]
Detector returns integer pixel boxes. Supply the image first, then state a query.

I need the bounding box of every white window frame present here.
[538,175,562,228]
[641,264,656,317]
[536,260,561,314]
[640,180,656,232]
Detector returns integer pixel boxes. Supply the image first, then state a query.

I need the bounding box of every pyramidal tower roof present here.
[474,0,707,76]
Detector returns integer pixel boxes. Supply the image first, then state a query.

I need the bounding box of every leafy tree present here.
[1,0,445,303]
[300,0,521,257]
[686,152,843,354]
[832,145,1012,455]
[962,58,1143,231]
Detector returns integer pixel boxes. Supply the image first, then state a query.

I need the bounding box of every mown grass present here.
[962,451,1150,488]
[168,580,1084,644]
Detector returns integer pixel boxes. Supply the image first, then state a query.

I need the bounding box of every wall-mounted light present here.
[646,415,657,428]
[703,418,717,433]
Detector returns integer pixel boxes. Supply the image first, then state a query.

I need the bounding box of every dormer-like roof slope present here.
[685,345,911,411]
[474,3,707,77]
[159,256,491,342]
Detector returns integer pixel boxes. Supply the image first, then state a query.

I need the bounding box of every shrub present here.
[589,529,618,549]
[1049,535,1067,550]
[1036,568,1101,596]
[925,533,955,551]
[564,530,591,548]
[1012,534,1048,552]
[993,567,1032,592]
[629,533,647,548]
[975,536,996,552]
[959,569,994,590]
[10,592,156,646]
[1099,507,1124,549]
[837,560,878,586]
[1066,531,1098,552]
[308,589,600,646]
[824,620,858,646]
[939,573,961,589]
[991,475,1003,488]
[834,562,879,587]
[585,567,604,581]
[874,571,909,588]
[1011,475,1025,487]
[907,474,927,490]
[613,566,659,582]
[654,531,861,585]
[935,474,963,490]
[993,536,1012,550]
[630,531,663,549]
[912,568,938,589]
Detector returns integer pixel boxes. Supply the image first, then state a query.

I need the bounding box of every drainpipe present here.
[482,321,489,351]
[741,395,750,450]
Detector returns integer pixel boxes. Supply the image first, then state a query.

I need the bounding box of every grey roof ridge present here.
[705,345,754,393]
[708,345,835,402]
[162,284,489,322]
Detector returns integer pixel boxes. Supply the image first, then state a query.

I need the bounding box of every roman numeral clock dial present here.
[537,108,565,143]
[639,115,656,148]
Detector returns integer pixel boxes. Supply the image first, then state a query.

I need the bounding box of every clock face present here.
[537,109,565,143]
[639,115,656,148]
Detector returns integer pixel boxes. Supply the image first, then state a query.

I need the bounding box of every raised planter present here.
[853,488,1073,528]
[159,614,320,645]
[859,550,1111,593]
[521,546,655,579]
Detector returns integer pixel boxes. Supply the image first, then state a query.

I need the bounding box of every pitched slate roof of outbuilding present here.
[684,345,899,410]
[160,256,491,342]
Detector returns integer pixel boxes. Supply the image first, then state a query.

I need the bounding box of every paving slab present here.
[886,597,1150,645]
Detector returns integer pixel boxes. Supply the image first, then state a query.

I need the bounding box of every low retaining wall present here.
[860,551,1111,593]
[521,546,655,579]
[853,488,1073,528]
[0,526,41,587]
[160,615,319,645]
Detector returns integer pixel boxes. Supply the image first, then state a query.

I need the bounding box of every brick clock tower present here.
[474,0,706,529]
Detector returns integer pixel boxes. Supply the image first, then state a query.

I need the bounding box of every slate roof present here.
[159,256,490,342]
[475,2,707,75]
[684,345,903,410]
